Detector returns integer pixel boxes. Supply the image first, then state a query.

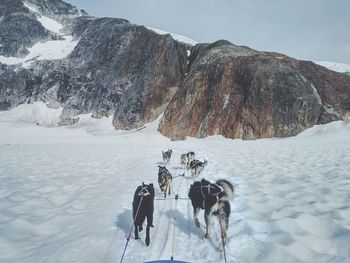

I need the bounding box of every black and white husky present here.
[162,149,172,165]
[188,178,234,250]
[157,165,173,198]
[180,151,195,170]
[189,159,208,179]
[132,182,155,246]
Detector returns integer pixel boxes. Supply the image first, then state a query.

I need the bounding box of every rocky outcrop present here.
[0,63,41,109]
[159,41,350,139]
[26,0,87,19]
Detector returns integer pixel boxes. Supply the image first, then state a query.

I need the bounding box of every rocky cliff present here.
[0,0,188,128]
[159,41,350,139]
[1,0,349,138]
[52,18,187,127]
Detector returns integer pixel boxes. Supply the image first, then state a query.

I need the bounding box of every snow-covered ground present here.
[0,36,78,67]
[0,104,350,263]
[313,61,350,73]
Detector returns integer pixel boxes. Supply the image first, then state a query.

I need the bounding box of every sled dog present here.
[132,182,155,246]
[188,178,234,250]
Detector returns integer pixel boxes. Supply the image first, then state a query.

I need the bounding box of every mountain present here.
[0,0,350,138]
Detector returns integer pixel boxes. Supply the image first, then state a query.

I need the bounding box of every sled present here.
[144,260,189,263]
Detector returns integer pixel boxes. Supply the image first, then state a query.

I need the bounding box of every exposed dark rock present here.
[0,1,48,57]
[296,60,350,119]
[26,0,87,18]
[0,0,85,57]
[0,63,42,110]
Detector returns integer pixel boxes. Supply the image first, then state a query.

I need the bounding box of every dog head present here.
[187,152,195,159]
[162,149,172,158]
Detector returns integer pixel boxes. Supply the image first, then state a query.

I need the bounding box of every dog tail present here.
[216,179,234,201]
[203,160,208,166]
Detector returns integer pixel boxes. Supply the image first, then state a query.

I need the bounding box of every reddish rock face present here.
[159,41,350,140]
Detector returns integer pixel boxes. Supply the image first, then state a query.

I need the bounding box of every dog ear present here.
[142,181,145,186]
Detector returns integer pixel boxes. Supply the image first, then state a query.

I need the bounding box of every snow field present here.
[0,105,350,262]
[0,36,78,67]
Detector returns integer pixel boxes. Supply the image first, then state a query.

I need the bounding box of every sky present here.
[65,0,350,63]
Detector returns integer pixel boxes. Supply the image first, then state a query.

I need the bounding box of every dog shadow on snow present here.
[165,209,228,250]
[165,209,201,236]
[115,208,198,236]
[115,209,132,235]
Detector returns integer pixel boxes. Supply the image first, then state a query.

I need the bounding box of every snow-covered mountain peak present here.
[313,60,350,73]
[147,27,198,46]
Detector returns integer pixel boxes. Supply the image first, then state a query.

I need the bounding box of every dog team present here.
[132,149,234,251]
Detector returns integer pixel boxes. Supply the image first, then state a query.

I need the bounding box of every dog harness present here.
[159,174,171,189]
[199,182,224,208]
[190,160,201,169]
[138,186,151,196]
[201,183,224,197]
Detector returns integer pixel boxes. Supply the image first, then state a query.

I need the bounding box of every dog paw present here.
[194,220,200,228]
[205,233,209,239]
[135,236,140,240]
[145,237,150,246]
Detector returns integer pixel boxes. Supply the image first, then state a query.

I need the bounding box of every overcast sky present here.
[65,0,350,63]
